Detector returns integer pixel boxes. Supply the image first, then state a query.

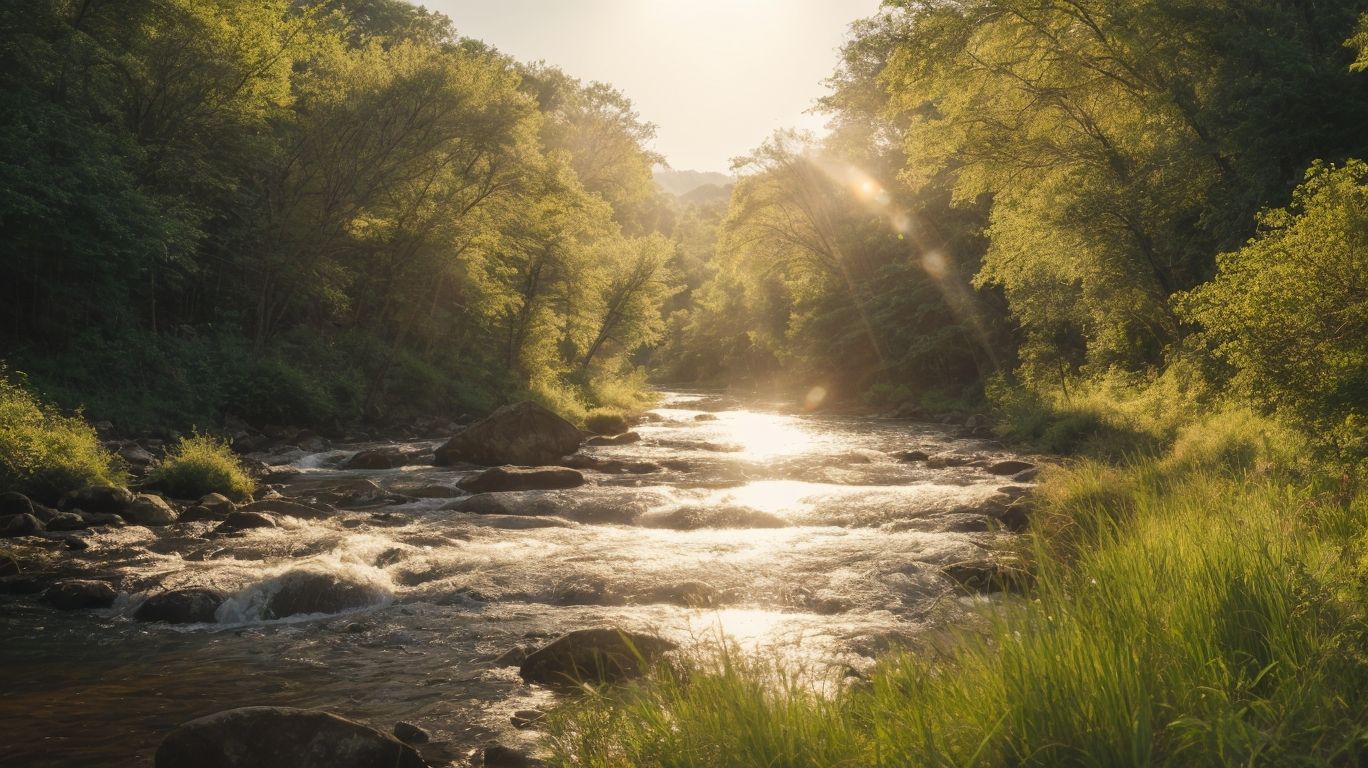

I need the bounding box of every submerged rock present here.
[43,579,117,609]
[458,466,585,493]
[135,588,224,624]
[519,627,676,686]
[434,401,582,467]
[154,706,427,768]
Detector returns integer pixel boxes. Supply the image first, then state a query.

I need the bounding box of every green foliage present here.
[1179,161,1368,462]
[147,433,255,502]
[1,0,674,431]
[0,372,123,503]
[545,416,1368,767]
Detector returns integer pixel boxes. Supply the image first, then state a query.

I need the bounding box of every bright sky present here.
[425,0,884,173]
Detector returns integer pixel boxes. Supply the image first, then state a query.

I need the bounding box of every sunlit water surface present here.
[0,391,1030,766]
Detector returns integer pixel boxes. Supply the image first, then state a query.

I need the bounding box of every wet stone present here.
[135,588,224,624]
[519,627,677,686]
[393,721,430,744]
[43,579,117,610]
[458,466,585,493]
[213,511,278,534]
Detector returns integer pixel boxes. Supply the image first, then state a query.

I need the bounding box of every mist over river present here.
[0,392,1034,766]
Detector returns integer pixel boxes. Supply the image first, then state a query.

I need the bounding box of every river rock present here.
[263,570,385,618]
[986,460,1035,476]
[214,511,278,533]
[1012,467,1040,482]
[896,449,929,462]
[122,494,178,526]
[178,505,223,523]
[61,485,134,514]
[519,627,676,686]
[585,431,641,447]
[434,401,582,467]
[343,448,410,470]
[693,413,719,422]
[79,511,125,527]
[198,493,236,516]
[119,443,157,467]
[135,588,224,624]
[925,453,976,469]
[46,512,88,531]
[0,491,34,517]
[392,483,461,499]
[458,466,585,493]
[0,513,44,537]
[154,706,427,768]
[43,579,117,609]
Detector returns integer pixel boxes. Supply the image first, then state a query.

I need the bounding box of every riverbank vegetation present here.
[542,1,1368,765]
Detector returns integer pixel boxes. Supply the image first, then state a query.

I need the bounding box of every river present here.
[0,391,1032,766]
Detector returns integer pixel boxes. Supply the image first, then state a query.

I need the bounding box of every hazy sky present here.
[425,0,884,173]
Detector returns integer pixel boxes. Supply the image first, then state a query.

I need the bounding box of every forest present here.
[2,1,1368,766]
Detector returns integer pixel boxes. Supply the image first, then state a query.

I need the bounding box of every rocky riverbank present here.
[0,393,1040,767]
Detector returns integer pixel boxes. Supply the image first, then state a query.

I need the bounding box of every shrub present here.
[148,433,255,501]
[0,371,124,503]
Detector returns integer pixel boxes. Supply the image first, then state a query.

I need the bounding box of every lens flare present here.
[804,386,827,410]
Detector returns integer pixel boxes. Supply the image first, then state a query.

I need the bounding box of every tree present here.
[1178,160,1368,459]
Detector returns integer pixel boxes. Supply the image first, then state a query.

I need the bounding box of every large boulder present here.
[43,579,117,609]
[61,485,134,514]
[122,494,178,526]
[458,467,585,493]
[519,627,676,686]
[434,402,582,467]
[154,706,427,768]
[135,588,224,624]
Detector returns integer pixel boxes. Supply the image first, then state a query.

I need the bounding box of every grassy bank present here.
[543,395,1368,766]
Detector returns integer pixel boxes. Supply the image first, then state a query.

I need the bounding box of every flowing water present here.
[0,391,1032,766]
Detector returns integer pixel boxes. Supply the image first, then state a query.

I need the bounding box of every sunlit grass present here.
[543,411,1368,767]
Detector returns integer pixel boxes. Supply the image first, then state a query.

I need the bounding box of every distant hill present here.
[679,182,734,206]
[654,169,733,197]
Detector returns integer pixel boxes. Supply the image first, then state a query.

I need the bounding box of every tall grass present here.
[0,371,124,503]
[544,410,1368,767]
